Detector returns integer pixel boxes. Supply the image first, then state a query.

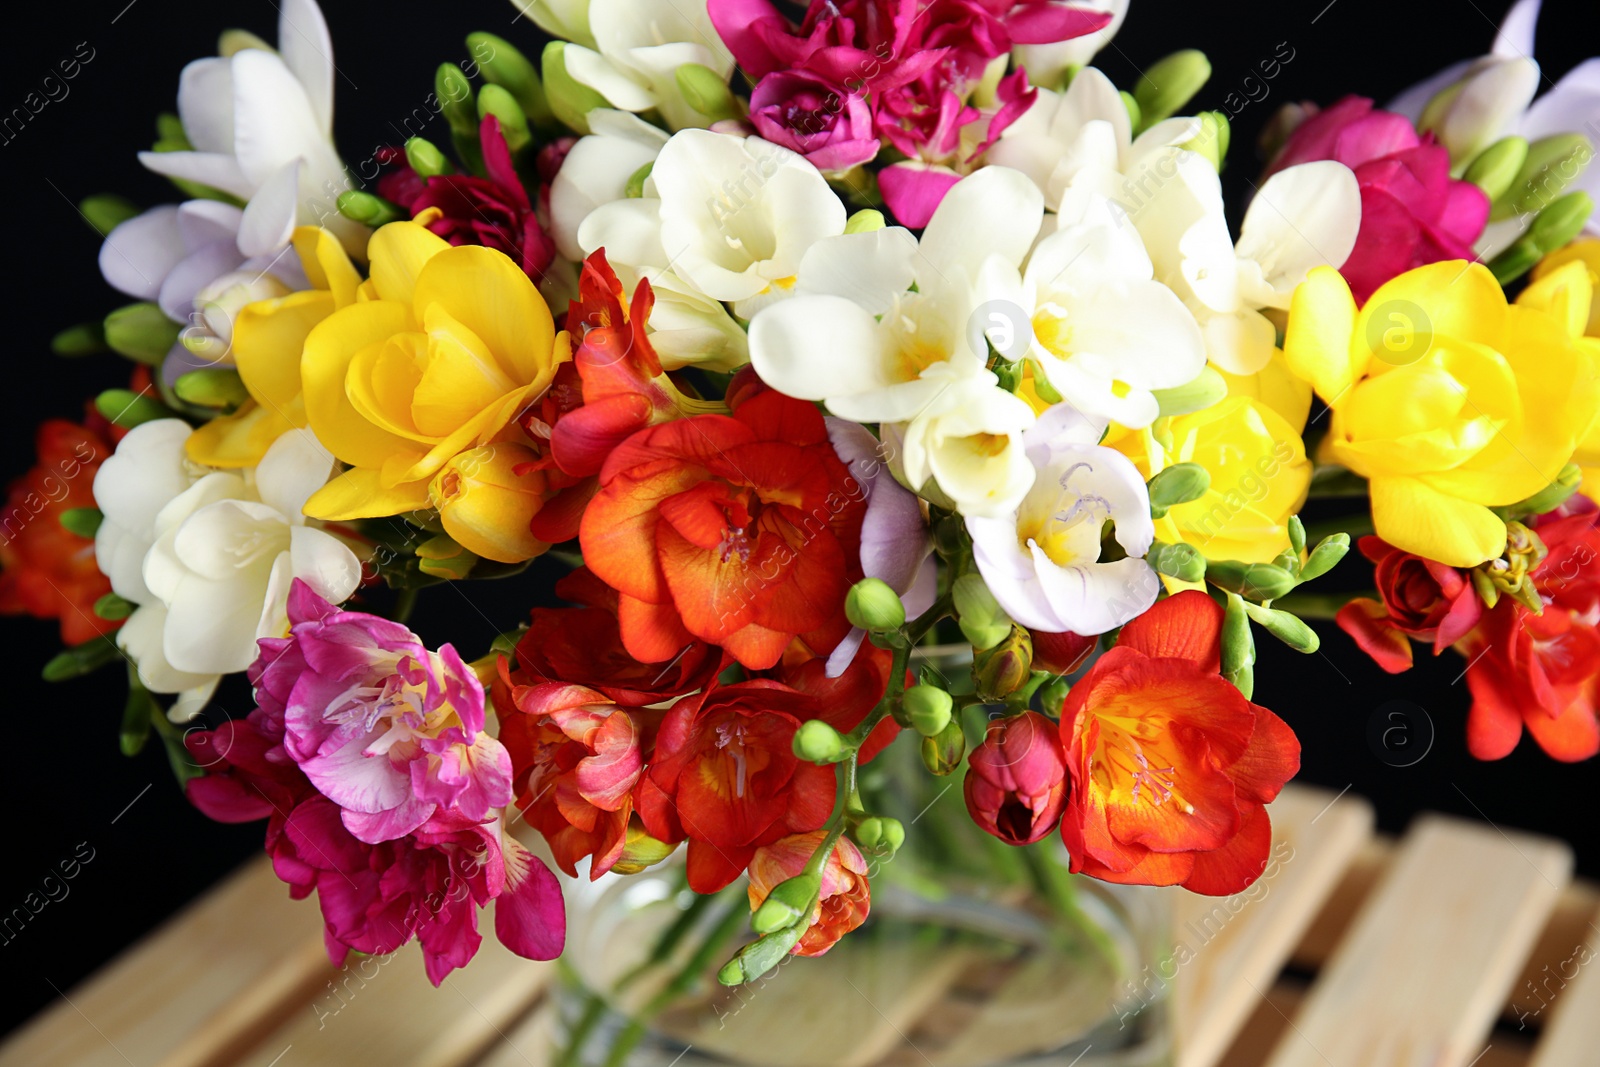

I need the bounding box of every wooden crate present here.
[4,784,1595,1067]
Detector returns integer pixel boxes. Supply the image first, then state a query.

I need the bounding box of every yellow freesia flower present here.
[187,226,360,467]
[1215,349,1313,435]
[1284,261,1600,567]
[1527,244,1600,499]
[299,220,569,521]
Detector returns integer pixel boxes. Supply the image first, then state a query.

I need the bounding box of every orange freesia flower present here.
[748,830,871,957]
[1059,591,1300,896]
[0,416,118,645]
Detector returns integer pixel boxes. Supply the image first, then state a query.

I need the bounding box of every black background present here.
[1,0,1596,1041]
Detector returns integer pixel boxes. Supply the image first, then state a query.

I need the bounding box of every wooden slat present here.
[1173,785,1374,1067]
[1263,815,1572,1067]
[233,900,553,1067]
[0,855,331,1067]
[1527,898,1600,1067]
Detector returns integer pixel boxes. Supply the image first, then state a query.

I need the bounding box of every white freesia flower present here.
[94,422,361,721]
[509,0,596,47]
[136,0,365,258]
[967,405,1160,636]
[580,129,858,319]
[750,166,1046,517]
[550,110,669,262]
[1013,0,1131,92]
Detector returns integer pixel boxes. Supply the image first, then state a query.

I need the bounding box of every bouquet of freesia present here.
[7,0,1600,1031]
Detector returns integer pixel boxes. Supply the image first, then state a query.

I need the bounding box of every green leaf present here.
[59,507,103,539]
[43,638,121,682]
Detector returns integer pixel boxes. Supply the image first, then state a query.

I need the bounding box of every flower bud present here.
[1147,463,1211,513]
[1180,111,1229,171]
[436,62,479,139]
[854,816,905,856]
[746,831,870,958]
[1422,56,1539,164]
[1287,515,1307,558]
[1133,50,1211,132]
[624,161,653,199]
[1148,541,1206,583]
[81,194,140,238]
[174,368,249,410]
[1242,601,1319,653]
[793,719,846,763]
[953,573,1012,650]
[477,84,532,154]
[429,444,551,564]
[1152,366,1228,417]
[1490,235,1545,286]
[104,302,180,365]
[921,719,966,776]
[1221,593,1255,698]
[1030,629,1096,675]
[469,31,554,130]
[336,190,405,227]
[751,872,821,934]
[95,388,172,430]
[610,823,678,875]
[1500,134,1593,219]
[1529,191,1595,255]
[58,507,102,539]
[1120,90,1141,131]
[93,592,135,622]
[1464,136,1529,202]
[1298,534,1350,583]
[973,626,1033,701]
[676,62,741,122]
[416,534,478,580]
[964,711,1069,846]
[1037,676,1070,716]
[405,137,454,178]
[52,322,107,358]
[1205,559,1297,601]
[542,41,611,135]
[844,209,886,234]
[186,270,294,359]
[844,577,905,633]
[903,684,954,738]
[718,925,804,985]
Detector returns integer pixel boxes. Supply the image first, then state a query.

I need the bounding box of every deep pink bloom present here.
[964,711,1069,845]
[256,580,513,845]
[748,71,881,173]
[378,116,557,281]
[1266,96,1490,304]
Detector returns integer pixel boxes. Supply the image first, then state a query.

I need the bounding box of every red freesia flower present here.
[635,680,835,892]
[747,830,871,956]
[762,637,902,763]
[379,115,557,282]
[1335,535,1483,673]
[1059,591,1301,896]
[0,415,118,645]
[581,372,866,670]
[1459,503,1600,762]
[1030,628,1097,676]
[1267,96,1489,304]
[965,711,1069,846]
[497,680,650,879]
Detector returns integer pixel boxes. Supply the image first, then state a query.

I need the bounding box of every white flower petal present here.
[749,295,896,403]
[578,197,667,267]
[798,228,917,315]
[177,58,236,155]
[1386,60,1475,123]
[916,167,1043,288]
[228,49,333,186]
[277,0,336,136]
[1236,160,1361,304]
[99,206,185,301]
[1031,552,1159,634]
[158,240,247,323]
[255,427,338,520]
[1494,0,1542,59]
[1519,58,1600,141]
[563,43,657,111]
[550,117,666,262]
[175,200,246,250]
[138,150,256,201]
[237,159,302,257]
[92,419,196,538]
[289,525,362,604]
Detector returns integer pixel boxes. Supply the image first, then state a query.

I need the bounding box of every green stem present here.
[1019,847,1126,982]
[392,586,419,624]
[1272,592,1374,620]
[907,594,953,644]
[554,988,607,1067]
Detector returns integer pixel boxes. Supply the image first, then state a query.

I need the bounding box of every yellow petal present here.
[302,300,419,468]
[184,403,295,469]
[1517,258,1594,339]
[367,221,451,304]
[381,385,538,490]
[412,306,518,437]
[234,289,334,418]
[1284,266,1362,407]
[304,466,431,521]
[1216,349,1313,432]
[1356,261,1507,359]
[292,226,361,308]
[345,331,432,443]
[412,245,556,387]
[1369,475,1506,567]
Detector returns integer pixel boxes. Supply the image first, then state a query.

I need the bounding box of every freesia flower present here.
[749,166,1041,517]
[298,220,569,521]
[548,110,668,264]
[1334,536,1484,674]
[256,580,512,843]
[186,709,564,984]
[1013,0,1130,90]
[1284,260,1600,567]
[95,421,361,719]
[580,373,866,670]
[964,711,1070,846]
[746,71,880,175]
[508,0,594,46]
[1059,590,1301,895]
[762,638,904,763]
[1524,244,1600,499]
[747,831,871,956]
[636,680,835,892]
[967,405,1159,636]
[1266,96,1491,305]
[0,415,118,646]
[136,0,366,257]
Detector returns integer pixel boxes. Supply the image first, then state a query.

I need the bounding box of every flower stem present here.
[1271,591,1373,620]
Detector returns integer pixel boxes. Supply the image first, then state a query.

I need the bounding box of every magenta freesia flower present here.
[1267,95,1490,304]
[255,580,513,845]
[748,71,881,174]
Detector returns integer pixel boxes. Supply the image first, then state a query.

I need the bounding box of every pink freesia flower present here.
[964,711,1070,845]
[748,71,881,174]
[1266,96,1490,304]
[255,580,513,845]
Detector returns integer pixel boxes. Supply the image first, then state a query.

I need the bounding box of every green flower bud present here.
[1038,677,1071,717]
[1152,366,1227,417]
[751,872,821,935]
[1147,462,1211,513]
[844,209,886,234]
[1498,134,1593,220]
[93,592,136,622]
[953,574,1012,650]
[625,161,653,199]
[611,824,679,874]
[477,84,532,153]
[59,507,103,539]
[1471,565,1501,609]
[1298,534,1350,583]
[543,41,611,136]
[436,63,479,139]
[405,137,454,179]
[973,626,1033,702]
[920,719,966,776]
[718,925,805,986]
[903,684,954,738]
[676,62,741,122]
[855,816,904,855]
[845,577,905,633]
[104,303,181,365]
[336,191,405,227]
[793,720,846,764]
[1221,593,1254,698]
[469,31,555,131]
[1464,136,1529,201]
[80,194,141,238]
[1242,601,1319,653]
[174,368,249,411]
[1488,235,1545,287]
[1287,514,1307,559]
[1133,50,1211,132]
[42,638,120,682]
[416,534,477,580]
[1148,541,1206,583]
[1205,559,1297,602]
[1529,191,1595,255]
[1120,90,1141,131]
[1495,463,1582,520]
[878,817,905,854]
[1181,111,1229,171]
[95,388,173,430]
[854,817,884,850]
[1025,361,1065,404]
[52,322,108,358]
